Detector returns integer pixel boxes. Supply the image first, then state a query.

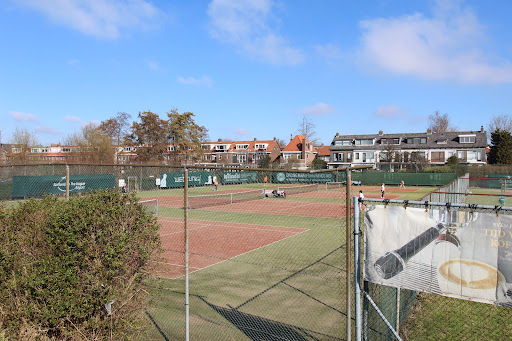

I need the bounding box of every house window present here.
[347,153,352,161]
[381,138,400,145]
[335,140,352,146]
[236,144,249,150]
[237,154,247,163]
[431,151,445,163]
[167,146,175,151]
[407,137,427,144]
[437,139,447,144]
[457,151,464,159]
[355,153,359,160]
[459,135,476,143]
[355,139,373,145]
[467,151,482,161]
[339,153,344,162]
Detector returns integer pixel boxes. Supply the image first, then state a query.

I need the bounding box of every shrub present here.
[0,190,161,339]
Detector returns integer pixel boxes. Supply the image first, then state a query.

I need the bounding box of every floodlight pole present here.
[346,168,352,340]
[184,167,190,341]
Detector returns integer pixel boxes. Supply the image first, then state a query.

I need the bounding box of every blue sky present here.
[1,0,511,147]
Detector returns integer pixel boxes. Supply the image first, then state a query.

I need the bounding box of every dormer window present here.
[355,138,374,145]
[334,140,352,146]
[437,139,447,144]
[459,135,476,143]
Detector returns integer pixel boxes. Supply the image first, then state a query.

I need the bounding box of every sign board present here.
[273,172,334,184]
[160,172,212,188]
[12,174,116,198]
[364,205,512,307]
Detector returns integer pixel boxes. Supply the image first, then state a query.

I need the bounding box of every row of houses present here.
[1,127,488,169]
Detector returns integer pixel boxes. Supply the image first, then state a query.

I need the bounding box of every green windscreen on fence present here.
[272,171,335,183]
[160,172,212,188]
[350,172,456,186]
[12,174,116,198]
[221,171,258,184]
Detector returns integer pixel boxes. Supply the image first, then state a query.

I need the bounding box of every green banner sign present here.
[160,172,212,188]
[273,172,335,184]
[222,171,258,184]
[12,174,116,198]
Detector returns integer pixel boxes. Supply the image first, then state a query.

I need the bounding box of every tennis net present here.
[188,189,264,209]
[139,198,158,216]
[277,183,319,196]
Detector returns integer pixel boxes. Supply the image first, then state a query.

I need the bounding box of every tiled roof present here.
[316,146,330,156]
[283,135,306,152]
[330,130,487,151]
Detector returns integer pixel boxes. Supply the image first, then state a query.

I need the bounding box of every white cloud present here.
[358,0,512,84]
[299,103,336,116]
[35,125,60,134]
[8,111,39,122]
[64,115,82,123]
[177,76,213,87]
[373,105,408,119]
[207,0,304,65]
[16,0,164,39]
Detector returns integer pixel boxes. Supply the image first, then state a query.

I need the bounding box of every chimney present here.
[273,137,276,141]
[335,132,339,137]
[290,134,293,141]
[481,126,484,132]
[427,128,432,134]
[254,137,257,141]
[218,138,222,142]
[378,130,383,136]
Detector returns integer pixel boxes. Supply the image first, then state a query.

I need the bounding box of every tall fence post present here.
[65,164,70,201]
[346,168,352,340]
[184,167,190,341]
[354,195,362,341]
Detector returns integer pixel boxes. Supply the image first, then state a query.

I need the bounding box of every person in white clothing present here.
[381,183,385,199]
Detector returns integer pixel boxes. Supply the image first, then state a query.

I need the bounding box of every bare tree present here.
[63,123,114,163]
[10,128,39,162]
[428,110,456,133]
[98,112,132,145]
[488,114,512,135]
[296,115,319,145]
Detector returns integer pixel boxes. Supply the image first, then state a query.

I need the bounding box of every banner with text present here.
[160,172,212,188]
[12,174,116,198]
[222,171,258,184]
[273,172,334,184]
[364,205,512,307]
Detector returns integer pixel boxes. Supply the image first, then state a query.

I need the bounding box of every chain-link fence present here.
[0,164,351,339]
[357,174,512,341]
[4,164,485,340]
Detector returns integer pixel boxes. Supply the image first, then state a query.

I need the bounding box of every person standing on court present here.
[359,190,365,210]
[213,176,218,191]
[381,183,385,199]
[400,179,405,188]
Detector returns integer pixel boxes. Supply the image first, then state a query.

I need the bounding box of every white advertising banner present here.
[364,205,512,307]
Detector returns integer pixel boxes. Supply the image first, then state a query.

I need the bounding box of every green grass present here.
[401,292,512,340]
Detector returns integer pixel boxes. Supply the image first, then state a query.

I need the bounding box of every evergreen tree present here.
[488,129,512,164]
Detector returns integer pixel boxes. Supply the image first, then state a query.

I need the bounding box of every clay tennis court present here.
[145,185,412,219]
[150,217,307,279]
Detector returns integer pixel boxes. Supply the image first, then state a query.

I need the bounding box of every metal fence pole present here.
[354,195,362,341]
[66,164,70,200]
[184,167,190,341]
[346,168,352,340]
